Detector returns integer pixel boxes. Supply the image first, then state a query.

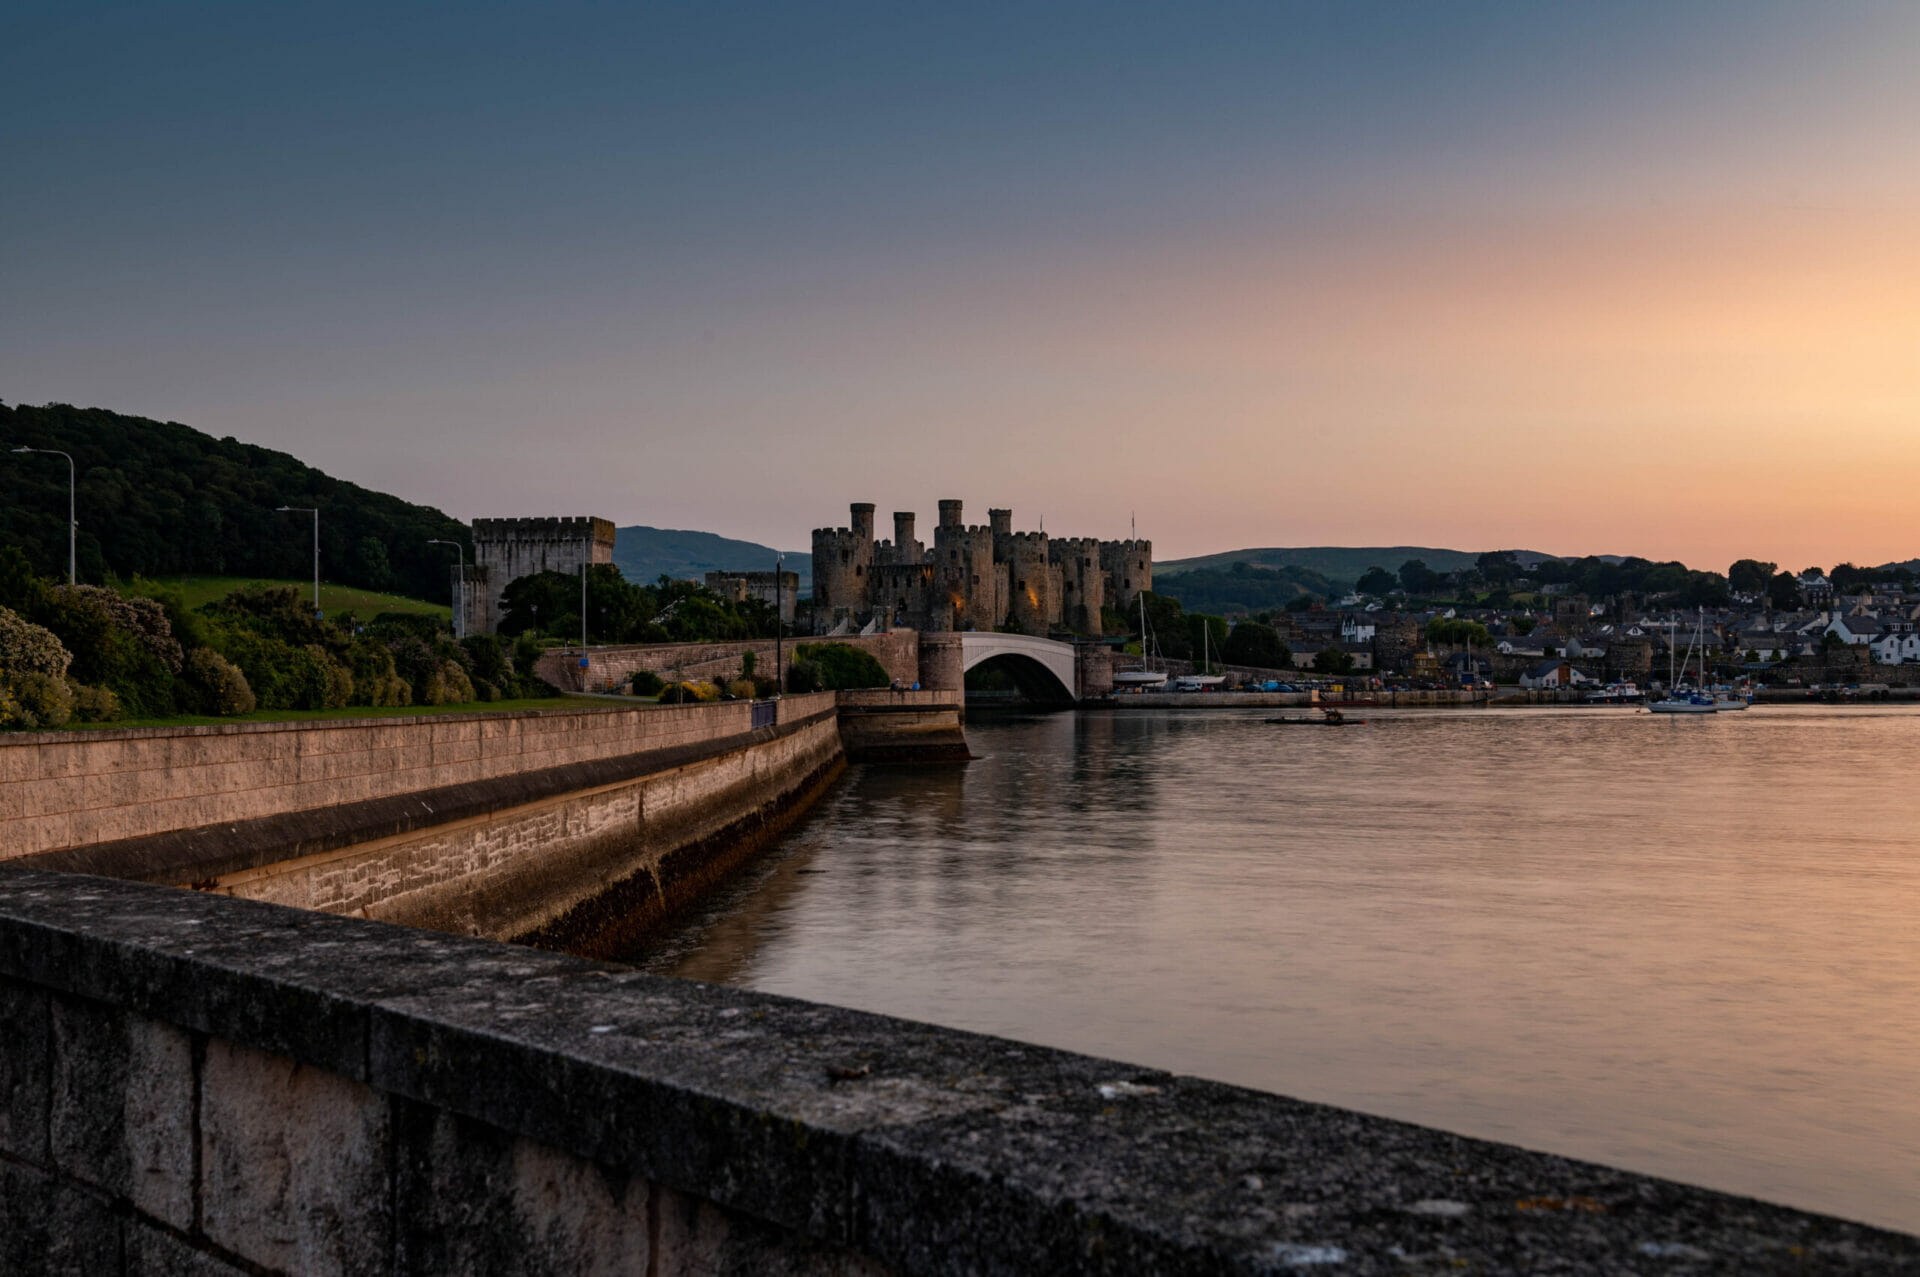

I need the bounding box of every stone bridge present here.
[958,631,1086,704]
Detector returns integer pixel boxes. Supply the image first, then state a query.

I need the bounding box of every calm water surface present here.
[641,706,1920,1233]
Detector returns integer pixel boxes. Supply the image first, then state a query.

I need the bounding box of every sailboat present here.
[1648,612,1717,714]
[1171,617,1227,691]
[1113,590,1168,689]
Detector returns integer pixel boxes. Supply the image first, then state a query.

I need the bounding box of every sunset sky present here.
[3,3,1916,568]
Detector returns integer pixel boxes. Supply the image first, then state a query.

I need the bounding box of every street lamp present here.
[276,506,319,613]
[774,552,784,695]
[428,539,464,637]
[11,446,76,584]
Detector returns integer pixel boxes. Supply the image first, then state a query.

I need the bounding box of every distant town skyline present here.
[4,3,1916,569]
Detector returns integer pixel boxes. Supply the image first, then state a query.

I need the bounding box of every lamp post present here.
[428,538,464,637]
[774,552,784,695]
[11,446,76,584]
[276,506,319,614]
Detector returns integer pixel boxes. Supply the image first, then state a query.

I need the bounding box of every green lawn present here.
[146,575,452,621]
[53,695,611,731]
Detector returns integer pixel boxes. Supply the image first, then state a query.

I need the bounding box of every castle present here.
[810,501,1150,636]
[457,516,615,637]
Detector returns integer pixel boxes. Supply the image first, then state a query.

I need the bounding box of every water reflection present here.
[639,706,1920,1233]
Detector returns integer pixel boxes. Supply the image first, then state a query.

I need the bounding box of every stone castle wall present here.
[812,501,1148,637]
[462,516,615,636]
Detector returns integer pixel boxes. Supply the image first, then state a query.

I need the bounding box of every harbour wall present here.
[2,867,1914,1275]
[2,699,839,862]
[6,696,847,956]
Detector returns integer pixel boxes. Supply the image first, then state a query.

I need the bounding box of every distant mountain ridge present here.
[1157,546,1562,588]
[612,526,811,591]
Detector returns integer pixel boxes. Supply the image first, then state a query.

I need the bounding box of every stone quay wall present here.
[3,868,1914,1276]
[538,632,922,693]
[9,696,843,958]
[2,700,830,862]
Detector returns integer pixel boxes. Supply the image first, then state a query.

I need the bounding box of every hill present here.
[146,575,451,620]
[613,526,811,591]
[1148,562,1338,616]
[1157,546,1560,589]
[2,401,468,601]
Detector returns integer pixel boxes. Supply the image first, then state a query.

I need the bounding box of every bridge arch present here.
[958,632,1079,705]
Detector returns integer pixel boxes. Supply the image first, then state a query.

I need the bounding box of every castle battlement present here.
[811,499,1148,637]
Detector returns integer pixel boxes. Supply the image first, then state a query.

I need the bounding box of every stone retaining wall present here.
[1,868,1913,1275]
[537,632,921,693]
[1,696,836,861]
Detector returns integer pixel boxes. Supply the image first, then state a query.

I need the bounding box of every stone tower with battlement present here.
[1100,539,1153,613]
[461,516,615,636]
[1051,537,1107,635]
[807,499,1147,637]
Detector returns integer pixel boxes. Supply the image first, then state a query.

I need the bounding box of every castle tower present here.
[938,499,964,529]
[1052,537,1107,635]
[463,516,615,636]
[988,508,1013,537]
[1001,531,1055,635]
[892,512,921,564]
[1100,538,1153,612]
[810,502,878,632]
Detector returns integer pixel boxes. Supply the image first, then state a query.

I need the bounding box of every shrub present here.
[751,676,781,699]
[785,660,820,694]
[628,669,664,697]
[439,660,475,704]
[460,634,512,689]
[7,671,73,728]
[657,682,685,704]
[69,681,122,723]
[345,639,408,707]
[739,650,757,681]
[0,606,71,678]
[793,643,888,690]
[0,686,25,730]
[49,585,183,672]
[312,645,354,709]
[726,679,756,700]
[184,648,256,716]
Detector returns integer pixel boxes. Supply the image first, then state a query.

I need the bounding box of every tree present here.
[1426,618,1492,648]
[1508,614,1537,636]
[1188,614,1229,671]
[1398,559,1440,594]
[1354,566,1396,596]
[1475,551,1519,587]
[1727,559,1777,595]
[1766,571,1801,611]
[1137,591,1189,660]
[1312,646,1355,675]
[1222,621,1289,670]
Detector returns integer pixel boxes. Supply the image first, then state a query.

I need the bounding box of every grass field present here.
[146,575,451,621]
[53,695,606,731]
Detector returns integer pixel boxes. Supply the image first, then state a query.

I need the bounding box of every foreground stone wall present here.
[2,868,1912,1275]
[2,699,823,861]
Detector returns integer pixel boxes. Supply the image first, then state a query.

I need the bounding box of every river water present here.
[638,706,1920,1233]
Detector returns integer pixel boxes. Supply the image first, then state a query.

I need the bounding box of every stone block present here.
[0,976,49,1161]
[394,1102,651,1275]
[50,994,194,1228]
[0,1159,124,1276]
[0,744,39,783]
[200,1036,391,1275]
